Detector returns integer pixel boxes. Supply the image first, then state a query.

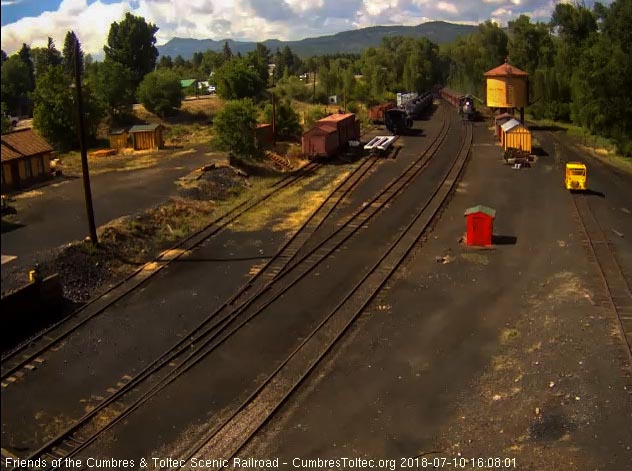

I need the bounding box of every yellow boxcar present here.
[565,162,587,190]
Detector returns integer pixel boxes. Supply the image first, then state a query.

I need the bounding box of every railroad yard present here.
[2,98,632,471]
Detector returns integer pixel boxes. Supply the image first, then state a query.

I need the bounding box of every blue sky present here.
[0,1,608,57]
[1,0,128,26]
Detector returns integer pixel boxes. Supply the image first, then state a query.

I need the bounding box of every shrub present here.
[213,98,259,159]
[137,69,183,117]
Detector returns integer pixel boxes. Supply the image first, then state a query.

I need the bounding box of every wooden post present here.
[271,92,276,145]
[74,39,98,245]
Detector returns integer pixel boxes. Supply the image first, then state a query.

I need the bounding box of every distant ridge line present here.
[157,21,477,59]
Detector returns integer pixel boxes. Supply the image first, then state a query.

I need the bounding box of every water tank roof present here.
[484,62,529,77]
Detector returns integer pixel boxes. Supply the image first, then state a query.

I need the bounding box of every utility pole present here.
[74,39,98,245]
[271,91,276,145]
[312,70,316,104]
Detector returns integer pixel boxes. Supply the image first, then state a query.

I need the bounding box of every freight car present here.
[403,92,433,119]
[369,102,395,123]
[302,112,361,160]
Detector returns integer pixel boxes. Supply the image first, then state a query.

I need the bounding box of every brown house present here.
[128,124,165,151]
[1,128,53,192]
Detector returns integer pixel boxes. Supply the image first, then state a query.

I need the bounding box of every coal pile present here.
[177,165,248,200]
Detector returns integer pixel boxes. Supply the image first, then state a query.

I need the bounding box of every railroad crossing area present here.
[2,101,631,470]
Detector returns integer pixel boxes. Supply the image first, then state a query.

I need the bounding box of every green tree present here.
[262,99,301,139]
[17,43,35,93]
[0,50,7,66]
[158,55,173,69]
[136,69,183,117]
[104,12,159,87]
[215,59,265,100]
[1,102,12,133]
[31,37,62,78]
[173,55,186,68]
[96,59,135,120]
[213,98,259,158]
[1,55,32,114]
[32,65,102,150]
[62,31,84,78]
[246,43,272,85]
[222,41,233,61]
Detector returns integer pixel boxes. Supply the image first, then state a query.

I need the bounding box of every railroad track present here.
[571,193,632,371]
[1,161,322,382]
[548,131,632,372]
[7,110,451,470]
[175,121,473,471]
[3,147,382,471]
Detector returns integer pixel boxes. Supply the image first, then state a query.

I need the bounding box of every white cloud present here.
[0,0,574,56]
[492,7,512,16]
[436,2,458,15]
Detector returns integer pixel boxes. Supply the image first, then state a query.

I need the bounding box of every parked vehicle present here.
[565,162,587,190]
[3,112,18,127]
[50,158,63,177]
[1,195,17,216]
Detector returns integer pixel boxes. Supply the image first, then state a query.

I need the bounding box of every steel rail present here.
[571,193,632,370]
[31,108,451,468]
[177,121,473,471]
[1,162,321,380]
[10,116,446,469]
[14,146,382,470]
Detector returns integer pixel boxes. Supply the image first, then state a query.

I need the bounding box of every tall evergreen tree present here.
[18,43,35,92]
[104,12,159,87]
[62,31,83,77]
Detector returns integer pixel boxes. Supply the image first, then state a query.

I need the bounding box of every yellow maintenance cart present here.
[565,162,587,190]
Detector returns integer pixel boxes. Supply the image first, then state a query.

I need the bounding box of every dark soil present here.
[177,166,249,200]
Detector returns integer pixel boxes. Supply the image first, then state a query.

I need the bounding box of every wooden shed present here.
[255,123,274,149]
[464,205,496,247]
[108,129,129,150]
[302,123,339,159]
[316,113,360,150]
[129,124,165,151]
[501,119,532,153]
[1,128,53,191]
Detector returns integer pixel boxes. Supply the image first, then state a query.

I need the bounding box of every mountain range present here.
[157,21,477,59]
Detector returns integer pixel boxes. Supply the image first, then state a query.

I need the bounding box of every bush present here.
[213,98,259,159]
[137,70,183,117]
[347,101,360,114]
[262,99,302,139]
[303,106,327,130]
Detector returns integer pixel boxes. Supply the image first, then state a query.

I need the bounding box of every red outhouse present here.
[464,205,496,246]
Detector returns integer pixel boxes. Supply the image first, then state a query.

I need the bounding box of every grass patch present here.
[526,115,632,175]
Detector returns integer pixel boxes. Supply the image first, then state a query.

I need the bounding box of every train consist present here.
[440,88,477,121]
[370,90,434,134]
